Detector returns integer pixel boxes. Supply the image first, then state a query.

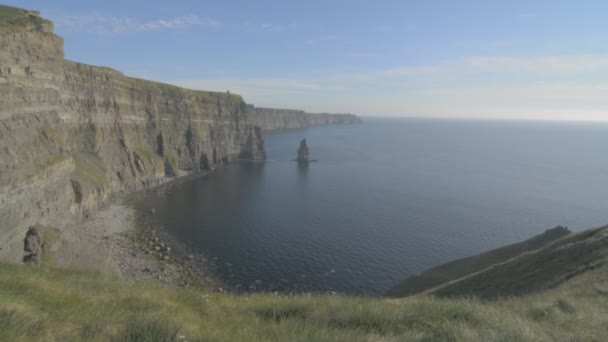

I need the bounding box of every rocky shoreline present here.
[77,172,224,290]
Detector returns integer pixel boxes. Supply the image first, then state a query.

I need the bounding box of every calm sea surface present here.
[139,118,608,296]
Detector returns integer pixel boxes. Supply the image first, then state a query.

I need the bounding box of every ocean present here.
[138,118,608,296]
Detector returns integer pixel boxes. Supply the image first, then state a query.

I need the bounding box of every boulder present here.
[23,226,43,265]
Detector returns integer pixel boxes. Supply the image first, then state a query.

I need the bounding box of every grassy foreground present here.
[1,262,608,341]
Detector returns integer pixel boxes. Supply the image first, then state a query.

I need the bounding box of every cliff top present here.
[0,5,52,32]
[0,4,248,102]
[0,4,31,19]
[0,5,361,120]
[1,244,607,340]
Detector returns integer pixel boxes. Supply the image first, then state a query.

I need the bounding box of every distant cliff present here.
[0,7,358,262]
[247,105,362,130]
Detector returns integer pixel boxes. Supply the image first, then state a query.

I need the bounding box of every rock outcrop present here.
[0,8,361,263]
[247,105,362,131]
[0,10,266,262]
[297,139,310,163]
[22,227,43,265]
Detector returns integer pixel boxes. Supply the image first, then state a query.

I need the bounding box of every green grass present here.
[1,257,608,341]
[39,226,61,267]
[0,5,27,20]
[430,225,608,299]
[125,75,244,104]
[386,226,571,297]
[135,147,164,173]
[0,5,44,31]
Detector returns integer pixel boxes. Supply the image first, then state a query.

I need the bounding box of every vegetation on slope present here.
[74,152,108,188]
[386,226,571,298]
[1,255,608,341]
[124,74,245,103]
[0,5,44,30]
[431,225,608,299]
[0,5,27,20]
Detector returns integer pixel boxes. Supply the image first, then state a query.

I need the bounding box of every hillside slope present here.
[386,226,571,298]
[1,249,608,341]
[387,225,608,300]
[430,225,608,299]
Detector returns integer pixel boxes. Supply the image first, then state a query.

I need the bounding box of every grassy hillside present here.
[1,257,608,341]
[386,226,571,298]
[430,225,608,299]
[0,5,41,28]
[0,5,25,19]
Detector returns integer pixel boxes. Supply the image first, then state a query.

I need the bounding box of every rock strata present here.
[0,7,361,265]
[247,105,362,130]
[0,11,265,262]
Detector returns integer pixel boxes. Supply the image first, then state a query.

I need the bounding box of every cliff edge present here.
[0,6,358,264]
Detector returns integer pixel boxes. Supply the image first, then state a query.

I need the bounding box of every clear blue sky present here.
[6,0,608,120]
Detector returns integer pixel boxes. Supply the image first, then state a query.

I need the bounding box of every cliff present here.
[0,7,357,263]
[247,105,362,130]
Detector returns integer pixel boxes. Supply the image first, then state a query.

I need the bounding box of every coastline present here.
[61,171,223,290]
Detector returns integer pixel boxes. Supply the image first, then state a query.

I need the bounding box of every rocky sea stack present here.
[297,139,310,163]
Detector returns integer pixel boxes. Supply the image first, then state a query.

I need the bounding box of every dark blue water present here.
[143,118,608,296]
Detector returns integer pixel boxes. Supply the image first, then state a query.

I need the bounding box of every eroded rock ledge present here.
[0,8,361,263]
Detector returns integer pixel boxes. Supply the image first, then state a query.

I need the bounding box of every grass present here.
[0,5,45,32]
[125,75,244,104]
[135,147,164,173]
[0,5,27,21]
[386,226,571,297]
[1,257,608,341]
[430,225,608,299]
[38,226,61,267]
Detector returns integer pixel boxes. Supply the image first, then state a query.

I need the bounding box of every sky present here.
[6,0,608,121]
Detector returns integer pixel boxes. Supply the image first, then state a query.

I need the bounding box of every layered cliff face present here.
[0,8,361,264]
[0,11,265,262]
[247,105,362,130]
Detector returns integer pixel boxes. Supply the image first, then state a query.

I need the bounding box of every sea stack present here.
[297,139,310,163]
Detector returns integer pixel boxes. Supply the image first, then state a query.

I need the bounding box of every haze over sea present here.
[141,118,608,296]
